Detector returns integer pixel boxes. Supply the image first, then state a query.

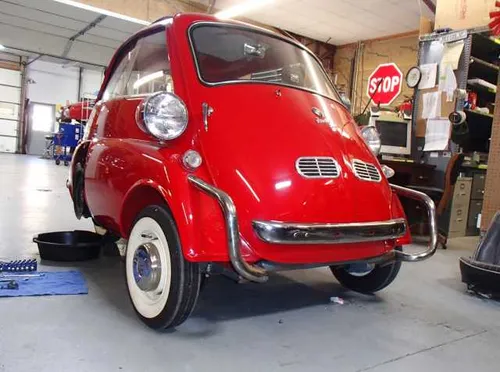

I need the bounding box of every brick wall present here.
[480,73,500,231]
[332,32,419,115]
[332,44,357,98]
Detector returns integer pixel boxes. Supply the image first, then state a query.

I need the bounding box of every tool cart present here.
[53,123,83,166]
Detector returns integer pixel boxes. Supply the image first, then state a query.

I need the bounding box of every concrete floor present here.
[0,154,499,372]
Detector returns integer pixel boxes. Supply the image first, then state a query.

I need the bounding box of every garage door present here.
[0,68,21,153]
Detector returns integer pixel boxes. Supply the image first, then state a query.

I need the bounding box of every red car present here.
[68,13,437,330]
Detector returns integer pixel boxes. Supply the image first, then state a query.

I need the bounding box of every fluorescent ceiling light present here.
[53,0,151,25]
[215,0,275,19]
[133,71,164,89]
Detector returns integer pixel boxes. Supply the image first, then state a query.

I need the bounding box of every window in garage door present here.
[0,67,21,153]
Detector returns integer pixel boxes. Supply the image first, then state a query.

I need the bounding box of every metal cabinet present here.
[448,177,472,238]
[468,200,483,232]
[471,173,486,200]
[467,170,486,234]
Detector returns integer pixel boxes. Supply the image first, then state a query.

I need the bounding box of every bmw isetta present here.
[68,13,437,330]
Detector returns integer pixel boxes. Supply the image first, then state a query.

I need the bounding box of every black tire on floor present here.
[330,249,402,294]
[125,205,201,330]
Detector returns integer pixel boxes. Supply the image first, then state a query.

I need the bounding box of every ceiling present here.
[0,0,435,68]
[207,0,435,44]
[0,0,145,68]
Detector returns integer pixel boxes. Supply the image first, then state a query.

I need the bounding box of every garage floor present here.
[0,154,499,372]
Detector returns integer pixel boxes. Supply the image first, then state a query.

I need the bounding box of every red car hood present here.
[198,84,393,226]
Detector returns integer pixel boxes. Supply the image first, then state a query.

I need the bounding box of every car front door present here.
[84,27,173,233]
[83,34,140,231]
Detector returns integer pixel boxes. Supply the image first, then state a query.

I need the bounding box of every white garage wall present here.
[0,68,21,153]
[26,60,104,106]
[81,69,104,97]
[27,60,79,105]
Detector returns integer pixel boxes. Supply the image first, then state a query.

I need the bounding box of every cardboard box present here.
[435,0,496,30]
[420,16,434,35]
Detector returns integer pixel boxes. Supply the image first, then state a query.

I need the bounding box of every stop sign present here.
[366,63,403,106]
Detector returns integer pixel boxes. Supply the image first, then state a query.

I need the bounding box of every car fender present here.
[119,178,177,237]
[68,140,90,196]
[116,154,234,263]
[116,152,204,261]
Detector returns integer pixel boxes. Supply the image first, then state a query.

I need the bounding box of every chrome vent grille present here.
[296,157,340,178]
[352,160,381,182]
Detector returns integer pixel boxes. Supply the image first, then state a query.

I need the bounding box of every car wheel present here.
[125,205,201,330]
[330,249,402,294]
[73,163,90,219]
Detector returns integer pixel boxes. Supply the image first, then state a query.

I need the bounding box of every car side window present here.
[125,30,173,96]
[102,43,139,101]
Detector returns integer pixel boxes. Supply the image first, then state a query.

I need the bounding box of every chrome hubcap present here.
[133,242,161,292]
[346,263,375,277]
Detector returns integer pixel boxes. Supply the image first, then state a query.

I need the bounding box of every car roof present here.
[135,12,298,48]
[97,13,321,101]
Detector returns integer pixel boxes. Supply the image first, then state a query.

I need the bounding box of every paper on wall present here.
[438,64,457,102]
[421,91,441,119]
[418,63,438,89]
[423,118,450,151]
[441,40,464,70]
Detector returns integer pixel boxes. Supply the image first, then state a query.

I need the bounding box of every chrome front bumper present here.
[252,219,407,245]
[188,175,437,283]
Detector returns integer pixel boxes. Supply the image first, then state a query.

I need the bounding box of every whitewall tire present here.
[125,205,201,330]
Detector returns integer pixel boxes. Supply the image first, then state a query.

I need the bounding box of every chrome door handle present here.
[202,102,214,132]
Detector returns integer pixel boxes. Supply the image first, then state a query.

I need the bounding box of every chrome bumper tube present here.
[187,175,268,283]
[390,183,438,262]
[187,177,437,284]
[253,219,407,245]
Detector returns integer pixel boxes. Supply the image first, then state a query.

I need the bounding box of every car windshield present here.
[190,24,340,101]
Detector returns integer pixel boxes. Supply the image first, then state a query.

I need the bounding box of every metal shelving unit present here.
[413,28,499,238]
[464,108,494,119]
[411,30,471,182]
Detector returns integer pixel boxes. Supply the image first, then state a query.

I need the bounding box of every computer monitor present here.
[375,117,412,156]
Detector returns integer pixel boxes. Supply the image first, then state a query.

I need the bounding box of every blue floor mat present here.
[0,270,88,297]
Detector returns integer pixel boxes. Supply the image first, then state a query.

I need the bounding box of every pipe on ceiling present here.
[421,0,436,14]
[207,0,217,14]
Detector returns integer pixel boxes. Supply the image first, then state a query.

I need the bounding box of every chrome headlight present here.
[361,126,381,156]
[142,92,188,140]
[381,164,395,178]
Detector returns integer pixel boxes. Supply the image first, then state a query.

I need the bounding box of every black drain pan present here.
[33,230,102,261]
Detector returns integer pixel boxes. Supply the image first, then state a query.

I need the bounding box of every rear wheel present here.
[330,249,402,294]
[125,205,200,330]
[73,162,90,219]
